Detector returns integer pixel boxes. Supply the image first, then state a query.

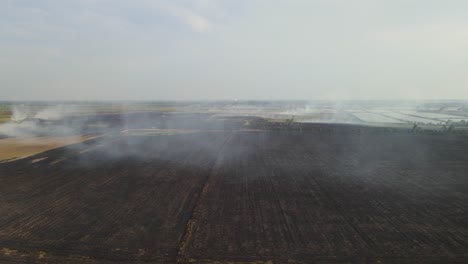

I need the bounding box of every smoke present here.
[0,121,46,138]
[2,101,457,167]
[10,105,29,122]
[0,104,82,138]
[0,103,251,167]
[35,105,77,120]
[279,101,357,124]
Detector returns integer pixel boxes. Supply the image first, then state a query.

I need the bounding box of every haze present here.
[1,0,467,100]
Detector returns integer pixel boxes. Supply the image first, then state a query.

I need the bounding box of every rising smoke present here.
[0,103,245,165]
[0,104,82,138]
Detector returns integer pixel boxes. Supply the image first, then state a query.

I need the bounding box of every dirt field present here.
[182,132,468,263]
[0,120,467,263]
[0,136,95,162]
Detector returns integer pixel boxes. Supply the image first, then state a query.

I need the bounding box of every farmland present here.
[398,110,466,121]
[0,136,94,161]
[378,112,438,124]
[181,130,468,262]
[0,113,467,263]
[0,133,230,263]
[1,101,468,129]
[349,112,404,124]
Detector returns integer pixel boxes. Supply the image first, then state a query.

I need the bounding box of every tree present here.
[448,124,455,133]
[286,117,294,125]
[412,123,421,133]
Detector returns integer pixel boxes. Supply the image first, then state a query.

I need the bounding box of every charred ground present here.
[0,114,467,263]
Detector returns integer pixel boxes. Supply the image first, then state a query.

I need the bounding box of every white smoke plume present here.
[35,105,72,120]
[10,105,30,122]
[0,104,81,138]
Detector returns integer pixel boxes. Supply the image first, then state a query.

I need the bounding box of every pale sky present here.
[1,0,467,100]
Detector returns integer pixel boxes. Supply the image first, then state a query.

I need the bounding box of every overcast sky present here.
[1,0,467,100]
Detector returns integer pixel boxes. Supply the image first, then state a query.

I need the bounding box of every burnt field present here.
[0,119,467,263]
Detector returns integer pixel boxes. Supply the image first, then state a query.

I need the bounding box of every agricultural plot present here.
[0,136,93,161]
[0,116,10,123]
[182,131,468,262]
[0,120,467,263]
[399,110,467,122]
[0,133,230,263]
[381,112,437,124]
[0,110,10,124]
[350,112,404,124]
[298,112,361,124]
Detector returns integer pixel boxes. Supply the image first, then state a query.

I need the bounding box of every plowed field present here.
[0,126,467,263]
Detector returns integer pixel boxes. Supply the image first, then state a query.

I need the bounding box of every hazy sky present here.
[1,0,467,100]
